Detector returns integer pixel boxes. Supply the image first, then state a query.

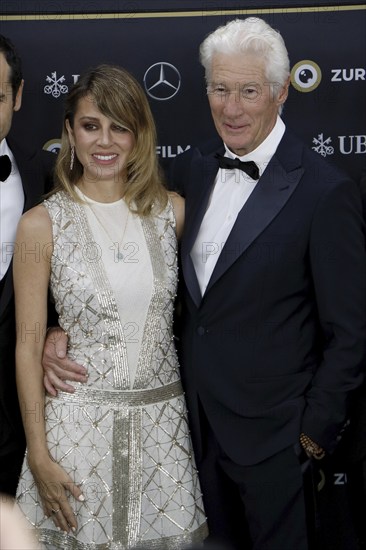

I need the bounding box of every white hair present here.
[200,17,290,91]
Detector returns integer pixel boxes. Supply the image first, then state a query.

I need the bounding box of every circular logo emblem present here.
[43,139,61,154]
[143,62,181,101]
[291,60,322,93]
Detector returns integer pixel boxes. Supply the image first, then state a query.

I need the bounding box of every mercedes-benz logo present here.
[143,62,181,101]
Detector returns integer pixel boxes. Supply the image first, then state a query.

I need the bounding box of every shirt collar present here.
[0,138,14,162]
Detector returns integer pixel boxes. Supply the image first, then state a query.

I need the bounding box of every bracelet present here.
[300,433,325,460]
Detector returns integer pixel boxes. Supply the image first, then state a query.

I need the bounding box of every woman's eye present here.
[113,125,128,132]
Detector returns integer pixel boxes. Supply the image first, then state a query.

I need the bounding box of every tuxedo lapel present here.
[206,130,305,293]
[181,146,223,307]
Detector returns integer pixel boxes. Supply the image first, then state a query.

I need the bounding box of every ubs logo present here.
[44,72,68,98]
[43,72,80,98]
[143,62,181,101]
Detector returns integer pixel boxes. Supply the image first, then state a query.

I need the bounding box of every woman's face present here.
[66,95,135,185]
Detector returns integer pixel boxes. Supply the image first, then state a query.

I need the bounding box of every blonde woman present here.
[14,65,207,549]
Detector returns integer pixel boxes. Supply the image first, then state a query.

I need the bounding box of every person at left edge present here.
[0,34,54,497]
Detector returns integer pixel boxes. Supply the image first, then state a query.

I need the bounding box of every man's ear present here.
[13,79,24,112]
[277,76,290,106]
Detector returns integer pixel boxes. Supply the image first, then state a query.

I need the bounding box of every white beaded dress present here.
[16,190,208,549]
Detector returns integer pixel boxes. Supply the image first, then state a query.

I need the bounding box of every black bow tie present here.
[215,153,259,180]
[0,155,12,182]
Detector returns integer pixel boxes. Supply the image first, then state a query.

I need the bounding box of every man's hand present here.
[42,327,87,396]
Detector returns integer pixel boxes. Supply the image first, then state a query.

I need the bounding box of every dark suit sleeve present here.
[302,176,366,452]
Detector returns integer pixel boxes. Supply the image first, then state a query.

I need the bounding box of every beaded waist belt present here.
[52,380,183,407]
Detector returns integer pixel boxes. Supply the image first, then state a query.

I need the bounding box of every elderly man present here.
[43,17,366,550]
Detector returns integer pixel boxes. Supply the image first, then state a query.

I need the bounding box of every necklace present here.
[80,191,130,261]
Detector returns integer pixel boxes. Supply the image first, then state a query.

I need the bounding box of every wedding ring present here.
[51,508,61,514]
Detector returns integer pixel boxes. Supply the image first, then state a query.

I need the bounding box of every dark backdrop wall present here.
[1,3,366,548]
[0,2,365,182]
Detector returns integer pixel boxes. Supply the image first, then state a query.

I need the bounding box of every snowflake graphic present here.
[312,133,334,157]
[44,72,68,98]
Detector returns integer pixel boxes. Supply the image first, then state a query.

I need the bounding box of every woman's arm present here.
[15,205,51,458]
[14,205,83,533]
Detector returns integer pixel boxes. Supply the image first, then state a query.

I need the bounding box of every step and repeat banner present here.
[0,4,365,183]
[1,3,366,548]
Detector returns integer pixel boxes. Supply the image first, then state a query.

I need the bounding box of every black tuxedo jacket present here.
[170,128,366,466]
[0,138,54,458]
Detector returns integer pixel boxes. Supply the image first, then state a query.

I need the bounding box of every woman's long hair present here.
[53,64,167,216]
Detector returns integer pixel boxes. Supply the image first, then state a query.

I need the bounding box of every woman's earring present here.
[70,146,75,171]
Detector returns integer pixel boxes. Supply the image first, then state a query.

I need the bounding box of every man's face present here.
[207,53,289,156]
[0,52,23,143]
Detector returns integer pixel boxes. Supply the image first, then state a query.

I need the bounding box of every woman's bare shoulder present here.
[16,204,52,244]
[168,191,185,240]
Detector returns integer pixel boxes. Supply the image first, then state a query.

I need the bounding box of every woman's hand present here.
[29,455,85,533]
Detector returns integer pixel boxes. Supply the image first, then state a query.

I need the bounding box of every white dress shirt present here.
[0,138,25,280]
[191,116,286,296]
